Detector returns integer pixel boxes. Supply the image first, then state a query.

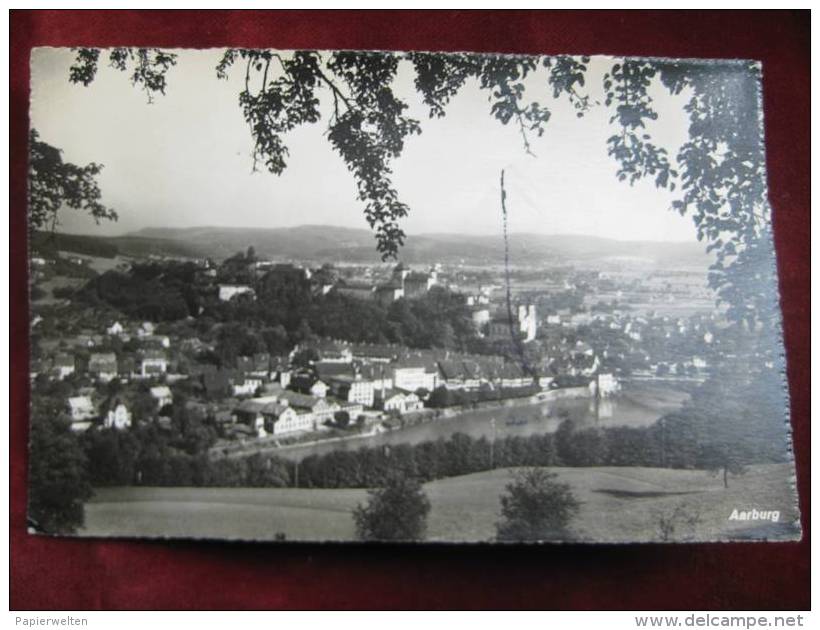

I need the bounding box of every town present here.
[29,235,723,458]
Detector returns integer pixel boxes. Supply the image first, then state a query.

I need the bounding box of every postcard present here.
[27,48,799,542]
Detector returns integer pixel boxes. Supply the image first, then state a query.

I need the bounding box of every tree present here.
[353,473,431,541]
[495,468,579,542]
[28,129,117,233]
[81,427,140,486]
[28,412,93,534]
[333,410,351,429]
[262,325,290,355]
[700,443,747,489]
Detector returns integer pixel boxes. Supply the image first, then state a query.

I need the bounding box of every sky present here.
[30,48,699,243]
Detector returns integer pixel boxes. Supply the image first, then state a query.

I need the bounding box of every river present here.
[269,382,690,462]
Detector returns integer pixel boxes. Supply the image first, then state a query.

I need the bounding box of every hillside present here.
[30,230,203,260]
[128,225,714,268]
[38,225,713,269]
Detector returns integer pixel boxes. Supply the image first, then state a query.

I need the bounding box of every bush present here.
[333,410,351,429]
[495,468,579,542]
[52,285,76,299]
[353,473,431,541]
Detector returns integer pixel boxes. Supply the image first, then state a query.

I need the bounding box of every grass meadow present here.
[80,463,800,543]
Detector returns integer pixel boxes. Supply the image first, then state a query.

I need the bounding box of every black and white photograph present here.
[26,47,800,544]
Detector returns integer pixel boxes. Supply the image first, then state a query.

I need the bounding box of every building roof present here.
[379,388,416,401]
[290,373,321,388]
[461,360,482,379]
[376,282,402,292]
[338,281,374,291]
[437,360,465,380]
[89,353,117,371]
[392,357,430,370]
[315,361,356,380]
[150,385,172,398]
[356,363,391,381]
[404,271,430,283]
[235,399,290,417]
[351,343,400,359]
[54,353,75,367]
[68,396,95,412]
[277,390,325,410]
[141,349,167,361]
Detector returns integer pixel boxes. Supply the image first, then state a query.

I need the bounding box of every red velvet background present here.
[9,10,810,610]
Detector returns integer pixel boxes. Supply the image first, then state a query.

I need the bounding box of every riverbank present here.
[215,382,689,462]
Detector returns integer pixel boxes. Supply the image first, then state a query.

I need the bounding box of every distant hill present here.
[41,225,713,269]
[31,230,205,260]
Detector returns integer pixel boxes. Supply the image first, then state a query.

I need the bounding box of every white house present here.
[274,409,314,435]
[140,350,168,377]
[53,353,75,380]
[67,396,96,431]
[218,284,255,301]
[379,389,423,414]
[233,375,263,397]
[137,322,156,337]
[150,385,173,409]
[392,362,438,393]
[234,397,312,437]
[309,379,329,398]
[327,376,375,408]
[276,390,338,427]
[88,352,118,383]
[595,373,621,397]
[106,321,125,336]
[104,402,132,430]
[517,304,537,342]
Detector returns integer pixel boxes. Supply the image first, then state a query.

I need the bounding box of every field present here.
[31,275,85,304]
[57,251,131,274]
[80,463,800,543]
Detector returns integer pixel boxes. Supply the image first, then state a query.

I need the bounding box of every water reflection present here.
[275,384,689,462]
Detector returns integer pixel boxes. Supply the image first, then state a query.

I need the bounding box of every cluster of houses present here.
[31,258,646,441]
[217,337,551,438]
[31,320,170,384]
[66,384,172,432]
[40,313,561,437]
[535,305,717,379]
